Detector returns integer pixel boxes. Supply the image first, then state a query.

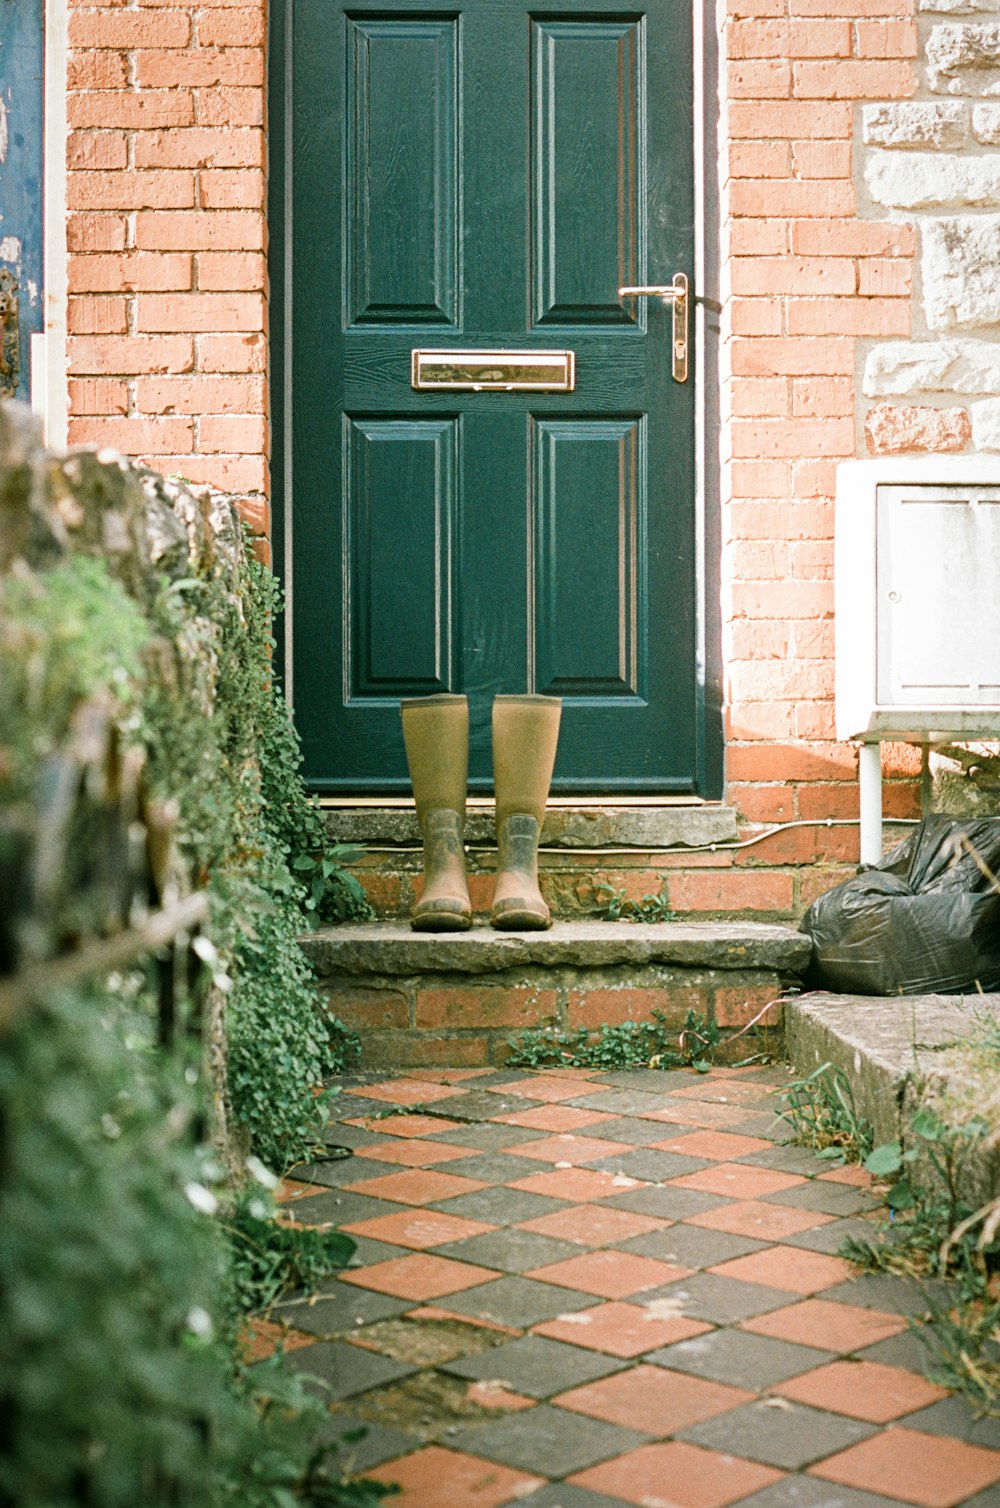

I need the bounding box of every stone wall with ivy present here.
[0,401,376,1506]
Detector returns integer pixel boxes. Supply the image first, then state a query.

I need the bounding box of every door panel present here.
[291,0,697,794]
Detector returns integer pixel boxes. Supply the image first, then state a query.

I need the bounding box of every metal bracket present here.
[617,273,689,383]
[0,270,19,397]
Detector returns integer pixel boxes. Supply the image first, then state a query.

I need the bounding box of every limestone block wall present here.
[859,0,1000,452]
[63,0,271,559]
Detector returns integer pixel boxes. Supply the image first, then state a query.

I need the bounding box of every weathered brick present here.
[197,252,267,290]
[68,170,195,211]
[792,59,916,97]
[325,990,409,1030]
[69,251,192,292]
[67,213,128,252]
[731,257,856,296]
[67,414,194,453]
[786,298,910,336]
[864,403,971,454]
[136,373,266,413]
[67,50,129,89]
[68,89,195,130]
[200,169,266,209]
[727,742,857,784]
[199,7,266,45]
[669,871,795,915]
[69,8,191,46]
[713,986,784,1029]
[136,291,265,332]
[200,415,268,453]
[566,987,700,1030]
[415,987,558,1030]
[67,130,129,170]
[196,333,268,372]
[67,295,129,335]
[135,210,264,250]
[67,378,129,416]
[134,127,264,169]
[68,334,195,375]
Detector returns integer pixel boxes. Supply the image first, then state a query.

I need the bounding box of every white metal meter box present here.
[836,458,1000,745]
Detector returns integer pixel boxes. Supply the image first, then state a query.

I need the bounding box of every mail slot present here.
[411,349,575,392]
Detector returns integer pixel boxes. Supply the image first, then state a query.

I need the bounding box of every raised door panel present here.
[345,18,459,326]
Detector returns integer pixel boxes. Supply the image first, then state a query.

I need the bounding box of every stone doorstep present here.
[784,992,1000,1203]
[301,920,811,1071]
[324,802,739,851]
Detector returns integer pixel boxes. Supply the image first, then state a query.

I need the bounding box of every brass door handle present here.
[618,273,688,383]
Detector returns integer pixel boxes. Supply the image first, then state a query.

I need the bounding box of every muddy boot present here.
[490,694,562,931]
[401,694,472,932]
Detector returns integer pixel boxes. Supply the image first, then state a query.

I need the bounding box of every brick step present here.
[324,803,858,924]
[301,919,812,1070]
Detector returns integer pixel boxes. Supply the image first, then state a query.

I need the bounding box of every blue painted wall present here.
[0,0,44,403]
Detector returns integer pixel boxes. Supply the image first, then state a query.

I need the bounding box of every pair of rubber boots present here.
[401,694,561,932]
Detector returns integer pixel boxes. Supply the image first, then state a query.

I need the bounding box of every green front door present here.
[289,0,700,795]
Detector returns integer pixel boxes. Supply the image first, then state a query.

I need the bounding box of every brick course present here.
[65,0,269,548]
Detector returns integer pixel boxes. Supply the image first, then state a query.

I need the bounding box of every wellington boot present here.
[490,695,561,931]
[401,694,472,932]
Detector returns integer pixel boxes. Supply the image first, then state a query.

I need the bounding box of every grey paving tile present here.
[853,1327,936,1373]
[602,1184,729,1220]
[337,1095,417,1120]
[435,1227,580,1274]
[742,1145,837,1176]
[284,1188,403,1227]
[600,1069,703,1091]
[319,1411,416,1471]
[737,1479,892,1507]
[433,1186,570,1225]
[500,1485,633,1508]
[643,1272,792,1324]
[678,1398,876,1471]
[590,1148,711,1182]
[342,1236,410,1267]
[440,1275,595,1328]
[731,1113,793,1142]
[322,1122,384,1150]
[956,1492,1000,1508]
[902,1396,1000,1449]
[820,1272,936,1317]
[281,1339,417,1400]
[433,1090,543,1121]
[439,1151,555,1184]
[459,1403,648,1477]
[272,1282,411,1335]
[589,1116,696,1146]
[647,1328,830,1389]
[295,1155,398,1187]
[614,1223,767,1267]
[425,1121,547,1148]
[565,1090,673,1117]
[765,1182,879,1217]
[783,1219,883,1256]
[441,1334,626,1398]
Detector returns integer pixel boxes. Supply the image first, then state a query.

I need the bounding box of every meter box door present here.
[836,458,1000,745]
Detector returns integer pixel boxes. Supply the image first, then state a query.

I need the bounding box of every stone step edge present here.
[324,803,739,850]
[301,918,811,979]
[784,991,1000,1201]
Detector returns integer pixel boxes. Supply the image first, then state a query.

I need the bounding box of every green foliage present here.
[843,1110,1000,1414]
[778,1062,875,1166]
[595,882,674,923]
[228,1188,357,1316]
[507,1008,722,1071]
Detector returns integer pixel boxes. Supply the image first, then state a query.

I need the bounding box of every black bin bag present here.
[802,815,1000,996]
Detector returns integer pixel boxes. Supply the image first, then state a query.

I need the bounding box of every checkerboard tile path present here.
[258,1065,1000,1507]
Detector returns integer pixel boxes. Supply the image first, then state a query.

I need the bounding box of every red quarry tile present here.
[532,1301,712,1358]
[340,1208,497,1249]
[346,1079,464,1105]
[686,1200,836,1241]
[518,1204,670,1247]
[818,1163,876,1188]
[669,1079,775,1106]
[525,1250,692,1299]
[464,1379,536,1411]
[652,1129,773,1160]
[569,1439,783,1506]
[669,1163,807,1199]
[774,1359,949,1422]
[489,1077,613,1103]
[556,1363,752,1435]
[361,1138,474,1167]
[809,1426,1000,1506]
[507,1166,641,1201]
[339,1253,499,1301]
[274,1178,328,1204]
[408,1305,520,1336]
[506,1133,635,1165]
[348,1168,487,1205]
[347,1114,463,1138]
[238,1317,315,1364]
[708,1244,855,1295]
[741,1297,908,1353]
[639,1100,750,1129]
[368,1445,543,1507]
[498,1104,618,1132]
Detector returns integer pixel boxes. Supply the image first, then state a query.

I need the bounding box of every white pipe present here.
[858,742,883,867]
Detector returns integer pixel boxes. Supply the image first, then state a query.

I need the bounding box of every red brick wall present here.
[65,0,271,560]
[719,0,922,905]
